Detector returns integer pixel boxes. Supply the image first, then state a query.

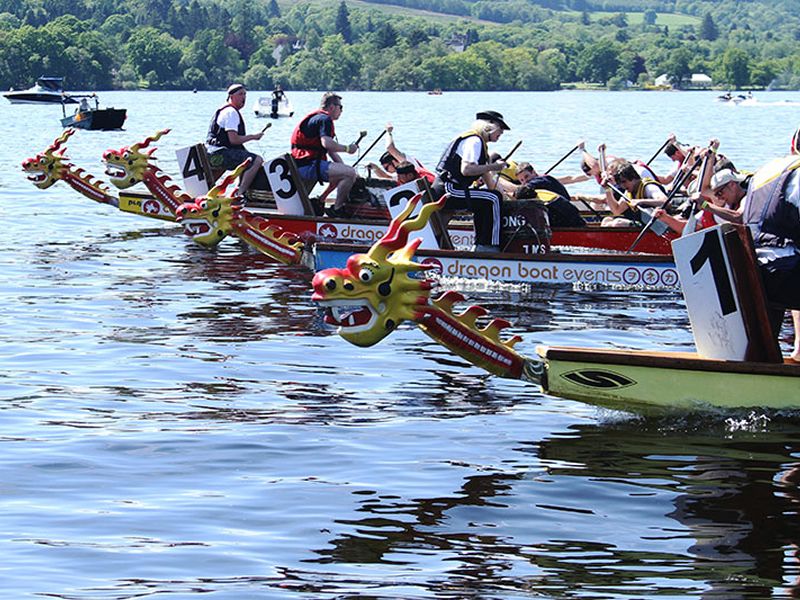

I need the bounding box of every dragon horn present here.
[49,128,75,155]
[207,159,251,198]
[368,193,447,262]
[130,129,171,152]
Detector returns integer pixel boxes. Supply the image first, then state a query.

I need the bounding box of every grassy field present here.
[279,1,700,28]
[280,1,700,27]
[567,10,700,26]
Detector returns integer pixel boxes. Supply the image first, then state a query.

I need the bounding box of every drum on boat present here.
[500,199,551,253]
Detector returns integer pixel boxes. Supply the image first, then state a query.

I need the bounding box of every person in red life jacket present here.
[290,92,358,218]
[206,83,265,199]
[367,123,435,185]
[432,110,510,253]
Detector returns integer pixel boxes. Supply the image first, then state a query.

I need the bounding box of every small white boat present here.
[254,95,294,118]
[4,76,77,104]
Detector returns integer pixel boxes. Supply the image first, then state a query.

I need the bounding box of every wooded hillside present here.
[0,0,797,91]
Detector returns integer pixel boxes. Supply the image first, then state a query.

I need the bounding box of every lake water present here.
[2,89,800,599]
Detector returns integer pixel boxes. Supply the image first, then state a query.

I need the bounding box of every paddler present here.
[599,159,669,228]
[367,123,435,184]
[432,110,510,253]
[290,92,358,218]
[514,162,587,228]
[206,83,265,201]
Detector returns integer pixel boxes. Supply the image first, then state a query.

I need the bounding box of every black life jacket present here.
[206,104,245,149]
[435,130,487,189]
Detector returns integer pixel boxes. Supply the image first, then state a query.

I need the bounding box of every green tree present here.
[124,27,182,88]
[718,47,751,89]
[576,39,620,84]
[335,1,352,44]
[663,46,693,89]
[267,0,280,18]
[699,13,718,41]
[643,9,657,26]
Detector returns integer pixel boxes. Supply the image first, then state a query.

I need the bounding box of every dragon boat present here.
[22,129,305,264]
[311,194,800,413]
[22,130,675,259]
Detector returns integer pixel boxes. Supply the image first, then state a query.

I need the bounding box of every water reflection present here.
[536,417,800,597]
[261,417,800,598]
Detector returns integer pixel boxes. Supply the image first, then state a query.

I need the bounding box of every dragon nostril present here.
[344,282,354,291]
[326,279,336,290]
[378,282,391,296]
[385,319,396,331]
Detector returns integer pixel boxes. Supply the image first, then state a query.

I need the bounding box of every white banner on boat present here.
[673,225,748,360]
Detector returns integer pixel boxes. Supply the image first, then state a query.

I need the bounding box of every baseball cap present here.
[710,169,746,191]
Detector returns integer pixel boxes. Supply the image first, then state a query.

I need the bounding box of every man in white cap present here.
[433,110,510,252]
[707,168,748,221]
[206,83,265,199]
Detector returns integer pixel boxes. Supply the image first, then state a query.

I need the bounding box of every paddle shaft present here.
[352,130,384,167]
[681,142,716,237]
[645,136,672,166]
[260,121,272,134]
[544,141,582,175]
[626,156,701,252]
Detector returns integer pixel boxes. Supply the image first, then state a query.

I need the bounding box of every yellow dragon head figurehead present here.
[312,193,444,347]
[21,129,76,189]
[103,129,170,189]
[174,160,249,247]
[313,192,535,381]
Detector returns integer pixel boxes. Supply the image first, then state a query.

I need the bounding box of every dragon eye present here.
[358,269,374,283]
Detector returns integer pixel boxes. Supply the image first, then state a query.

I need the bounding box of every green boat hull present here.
[539,346,800,413]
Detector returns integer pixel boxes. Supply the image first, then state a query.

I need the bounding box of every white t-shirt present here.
[207,105,242,153]
[456,135,483,165]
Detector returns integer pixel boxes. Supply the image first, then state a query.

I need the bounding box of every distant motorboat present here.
[4,76,78,104]
[254,95,294,118]
[60,94,126,130]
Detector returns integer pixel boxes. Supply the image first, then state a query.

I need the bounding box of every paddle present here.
[544,140,583,175]
[352,130,383,167]
[626,155,702,252]
[542,139,603,219]
[681,141,718,237]
[645,135,673,166]
[260,121,272,134]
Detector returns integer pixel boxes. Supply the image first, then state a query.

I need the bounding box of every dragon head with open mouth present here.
[22,128,76,189]
[174,161,246,247]
[312,192,441,346]
[312,192,534,379]
[102,129,170,189]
